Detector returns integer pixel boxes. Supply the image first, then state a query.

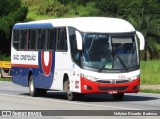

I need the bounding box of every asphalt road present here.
[0,81,160,119]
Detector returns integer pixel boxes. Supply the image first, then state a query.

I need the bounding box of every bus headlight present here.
[128,75,140,82]
[81,74,97,82]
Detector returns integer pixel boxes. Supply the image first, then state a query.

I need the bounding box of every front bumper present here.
[81,77,140,94]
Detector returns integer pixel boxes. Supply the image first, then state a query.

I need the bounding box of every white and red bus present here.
[11,17,145,101]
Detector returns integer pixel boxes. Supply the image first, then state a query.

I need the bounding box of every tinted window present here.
[56,28,67,51]
[13,30,20,50]
[28,30,37,50]
[47,29,56,50]
[68,27,80,65]
[20,30,27,50]
[37,29,47,50]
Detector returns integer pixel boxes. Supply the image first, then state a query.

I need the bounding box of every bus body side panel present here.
[34,51,55,89]
[70,64,81,93]
[11,49,38,87]
[50,52,73,91]
[11,50,56,89]
[12,67,29,87]
[50,52,82,93]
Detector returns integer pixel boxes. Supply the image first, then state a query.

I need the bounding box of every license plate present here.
[108,91,118,94]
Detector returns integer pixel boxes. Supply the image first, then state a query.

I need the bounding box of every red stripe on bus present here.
[11,64,39,68]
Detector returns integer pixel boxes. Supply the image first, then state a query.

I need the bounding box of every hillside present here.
[21,0,100,20]
[21,0,160,60]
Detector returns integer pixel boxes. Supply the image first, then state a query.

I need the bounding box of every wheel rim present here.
[29,77,34,94]
[65,80,73,100]
[67,81,71,96]
[30,81,34,92]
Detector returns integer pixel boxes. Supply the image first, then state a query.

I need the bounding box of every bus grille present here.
[98,86,128,91]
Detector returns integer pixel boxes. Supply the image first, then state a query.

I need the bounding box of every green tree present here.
[95,0,160,60]
[20,0,160,60]
[128,0,160,60]
[0,0,28,55]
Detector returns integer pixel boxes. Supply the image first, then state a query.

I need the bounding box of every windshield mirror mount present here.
[75,31,83,50]
[136,31,145,50]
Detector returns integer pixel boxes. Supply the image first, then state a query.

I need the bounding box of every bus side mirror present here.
[136,31,145,50]
[75,31,82,50]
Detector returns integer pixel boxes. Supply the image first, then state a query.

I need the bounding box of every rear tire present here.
[29,75,47,97]
[112,93,124,101]
[29,75,39,97]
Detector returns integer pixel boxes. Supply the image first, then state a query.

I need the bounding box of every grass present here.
[140,89,160,94]
[140,60,160,85]
[0,78,11,82]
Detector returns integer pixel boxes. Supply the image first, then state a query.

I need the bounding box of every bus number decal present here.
[119,75,125,79]
[75,81,79,89]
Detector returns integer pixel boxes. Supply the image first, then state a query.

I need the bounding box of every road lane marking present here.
[0,93,141,110]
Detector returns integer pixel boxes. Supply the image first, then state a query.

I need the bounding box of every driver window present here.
[68,27,80,66]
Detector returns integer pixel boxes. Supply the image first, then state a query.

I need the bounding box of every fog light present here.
[84,85,92,90]
[84,85,87,89]
[133,85,139,90]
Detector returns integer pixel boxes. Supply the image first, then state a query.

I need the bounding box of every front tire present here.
[112,93,124,101]
[64,79,83,101]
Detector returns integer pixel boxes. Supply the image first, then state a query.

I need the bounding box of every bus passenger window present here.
[13,30,20,50]
[37,29,47,50]
[28,30,37,50]
[47,29,56,50]
[56,28,67,51]
[20,30,27,50]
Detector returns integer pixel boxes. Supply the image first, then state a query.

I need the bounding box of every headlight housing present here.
[128,75,140,82]
[81,74,97,82]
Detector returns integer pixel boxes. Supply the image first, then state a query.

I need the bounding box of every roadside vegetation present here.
[140,89,160,94]
[0,78,11,82]
[141,60,160,84]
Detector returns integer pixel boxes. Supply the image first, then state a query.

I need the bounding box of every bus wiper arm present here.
[98,60,112,72]
[116,54,128,72]
[98,61,106,72]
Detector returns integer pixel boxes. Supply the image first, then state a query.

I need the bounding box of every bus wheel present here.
[64,80,77,101]
[29,75,39,97]
[112,93,124,101]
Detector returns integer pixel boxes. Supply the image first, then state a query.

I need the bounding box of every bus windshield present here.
[82,33,139,72]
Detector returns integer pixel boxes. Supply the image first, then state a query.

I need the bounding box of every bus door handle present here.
[73,71,75,76]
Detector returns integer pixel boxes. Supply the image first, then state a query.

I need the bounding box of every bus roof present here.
[13,17,135,33]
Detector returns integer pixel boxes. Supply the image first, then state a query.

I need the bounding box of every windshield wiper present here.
[98,61,107,72]
[115,54,128,72]
[98,59,113,72]
[98,52,128,73]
